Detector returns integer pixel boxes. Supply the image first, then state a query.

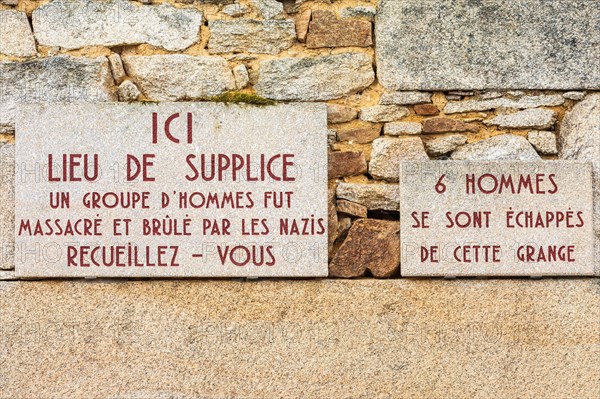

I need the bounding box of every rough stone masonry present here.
[0,0,598,279]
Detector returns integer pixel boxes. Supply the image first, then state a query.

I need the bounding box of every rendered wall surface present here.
[0,279,598,399]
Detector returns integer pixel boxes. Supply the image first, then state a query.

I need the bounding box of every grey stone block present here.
[376,0,600,90]
[256,53,374,101]
[451,134,541,161]
[0,56,116,133]
[122,55,235,101]
[559,94,600,275]
[0,11,36,57]
[208,20,295,55]
[336,182,399,211]
[32,0,203,51]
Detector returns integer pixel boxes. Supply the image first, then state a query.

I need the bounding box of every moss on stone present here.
[208,91,276,106]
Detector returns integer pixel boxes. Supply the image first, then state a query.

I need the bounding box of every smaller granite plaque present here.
[15,103,328,278]
[400,161,595,276]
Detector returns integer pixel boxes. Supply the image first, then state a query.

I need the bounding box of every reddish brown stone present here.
[329,219,400,278]
[414,103,439,116]
[306,10,372,48]
[331,143,372,161]
[295,9,311,43]
[328,151,368,179]
[422,117,479,134]
[336,122,381,144]
[327,104,358,124]
[336,199,367,218]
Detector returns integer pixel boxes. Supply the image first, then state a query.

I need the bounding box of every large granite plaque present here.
[400,161,595,276]
[15,103,328,277]
[376,0,600,90]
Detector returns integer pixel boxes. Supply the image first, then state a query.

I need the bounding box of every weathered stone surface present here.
[451,134,541,160]
[340,6,376,21]
[232,64,249,89]
[335,122,381,144]
[122,55,234,101]
[328,151,367,179]
[336,182,399,211]
[359,105,409,123]
[424,134,467,156]
[422,117,478,134]
[327,104,358,124]
[414,103,439,116]
[0,270,16,280]
[558,94,600,275]
[208,20,295,55]
[227,54,259,62]
[563,91,586,101]
[444,95,565,114]
[384,122,422,136]
[108,53,126,84]
[15,103,328,278]
[1,279,598,398]
[0,56,116,133]
[484,109,557,130]
[481,91,503,100]
[380,91,431,105]
[222,3,248,17]
[117,80,141,102]
[0,144,14,270]
[400,161,595,276]
[250,0,283,19]
[32,0,203,51]
[369,137,428,182]
[448,91,474,97]
[306,10,372,48]
[294,9,311,42]
[376,0,600,90]
[330,219,399,277]
[0,11,36,57]
[528,131,558,155]
[336,199,367,218]
[256,53,375,101]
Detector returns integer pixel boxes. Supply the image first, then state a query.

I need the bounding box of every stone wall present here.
[1,2,599,397]
[1,0,599,277]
